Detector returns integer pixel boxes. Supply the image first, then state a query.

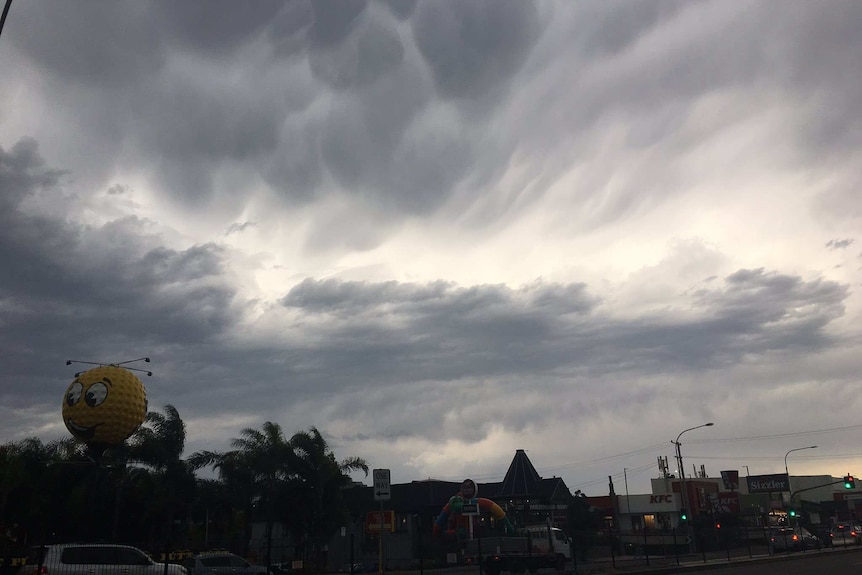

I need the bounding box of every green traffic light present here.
[788,509,796,517]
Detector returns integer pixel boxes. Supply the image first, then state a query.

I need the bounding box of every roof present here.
[345,450,572,511]
[497,449,542,497]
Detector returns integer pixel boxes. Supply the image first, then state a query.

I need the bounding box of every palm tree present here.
[288,427,368,569]
[127,405,196,549]
[190,422,293,560]
[0,437,91,544]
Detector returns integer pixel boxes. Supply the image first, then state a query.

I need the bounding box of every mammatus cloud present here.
[2,1,862,491]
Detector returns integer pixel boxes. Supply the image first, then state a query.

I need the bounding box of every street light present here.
[672,423,714,520]
[784,445,817,516]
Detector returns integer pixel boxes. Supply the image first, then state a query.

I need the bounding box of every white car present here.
[25,543,187,575]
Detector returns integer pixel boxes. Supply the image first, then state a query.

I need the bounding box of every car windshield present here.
[201,557,233,567]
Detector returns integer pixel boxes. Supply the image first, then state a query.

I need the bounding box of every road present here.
[664,550,862,574]
[380,548,862,575]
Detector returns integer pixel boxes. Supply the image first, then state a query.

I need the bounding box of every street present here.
[663,549,862,575]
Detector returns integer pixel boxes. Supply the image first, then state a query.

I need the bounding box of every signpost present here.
[373,469,391,575]
[374,469,391,501]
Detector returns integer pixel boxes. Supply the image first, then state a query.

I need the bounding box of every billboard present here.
[747,473,789,493]
[707,491,740,514]
[720,470,739,490]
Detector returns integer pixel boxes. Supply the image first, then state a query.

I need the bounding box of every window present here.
[115,548,150,566]
[201,556,233,567]
[61,548,104,565]
[643,514,656,530]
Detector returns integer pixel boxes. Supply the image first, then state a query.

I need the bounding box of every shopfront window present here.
[643,514,656,530]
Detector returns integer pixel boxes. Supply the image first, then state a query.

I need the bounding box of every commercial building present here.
[251,450,862,568]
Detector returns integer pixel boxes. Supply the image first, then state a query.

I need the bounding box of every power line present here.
[437,425,862,484]
[685,424,862,444]
[686,453,862,462]
[539,424,862,476]
[569,461,655,491]
[537,442,669,473]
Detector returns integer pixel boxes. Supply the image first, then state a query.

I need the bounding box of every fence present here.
[566,524,816,571]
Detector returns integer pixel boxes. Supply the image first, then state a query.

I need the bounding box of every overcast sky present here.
[1,0,861,496]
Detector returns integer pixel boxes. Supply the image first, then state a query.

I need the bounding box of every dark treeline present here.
[0,405,368,568]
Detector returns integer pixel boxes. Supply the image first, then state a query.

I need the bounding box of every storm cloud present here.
[1,0,861,492]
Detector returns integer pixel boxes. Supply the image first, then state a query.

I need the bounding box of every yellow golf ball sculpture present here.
[62,366,148,446]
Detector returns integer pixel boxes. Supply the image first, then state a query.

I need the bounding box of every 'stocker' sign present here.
[746,473,789,493]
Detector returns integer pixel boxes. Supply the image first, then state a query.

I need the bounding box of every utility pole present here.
[609,475,621,554]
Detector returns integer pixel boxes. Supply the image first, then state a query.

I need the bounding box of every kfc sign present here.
[708,492,740,514]
[650,495,674,504]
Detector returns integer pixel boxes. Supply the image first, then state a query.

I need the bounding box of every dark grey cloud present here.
[2,0,862,488]
[3,0,551,230]
[5,0,862,233]
[6,2,166,86]
[3,134,851,447]
[0,139,244,410]
[412,0,540,99]
[156,1,286,54]
[272,270,847,407]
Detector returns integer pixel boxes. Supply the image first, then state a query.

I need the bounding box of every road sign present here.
[373,468,391,501]
[365,510,395,532]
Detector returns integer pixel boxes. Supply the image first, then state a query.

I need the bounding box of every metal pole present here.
[624,468,630,514]
[377,501,384,575]
[0,0,13,39]
[672,527,679,565]
[784,446,817,525]
[672,423,714,553]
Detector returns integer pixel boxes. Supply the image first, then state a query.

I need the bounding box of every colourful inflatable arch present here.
[433,495,515,536]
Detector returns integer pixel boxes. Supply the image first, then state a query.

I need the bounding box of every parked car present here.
[828,523,862,547]
[22,543,187,575]
[769,527,823,551]
[267,563,292,575]
[182,552,267,575]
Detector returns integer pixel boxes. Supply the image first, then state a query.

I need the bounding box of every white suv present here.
[26,543,187,575]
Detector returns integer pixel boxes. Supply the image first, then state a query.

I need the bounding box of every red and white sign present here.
[707,492,740,514]
[365,511,395,533]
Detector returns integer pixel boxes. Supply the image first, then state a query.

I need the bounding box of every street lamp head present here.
[705,422,714,427]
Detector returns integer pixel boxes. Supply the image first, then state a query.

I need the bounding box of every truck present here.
[463,525,572,575]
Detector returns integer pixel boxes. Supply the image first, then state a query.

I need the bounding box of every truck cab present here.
[521,525,572,561]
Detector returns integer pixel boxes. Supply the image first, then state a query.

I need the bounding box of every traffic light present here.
[680,509,688,522]
[844,475,856,489]
[788,509,797,518]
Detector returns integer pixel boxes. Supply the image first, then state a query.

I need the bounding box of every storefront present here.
[617,493,682,532]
